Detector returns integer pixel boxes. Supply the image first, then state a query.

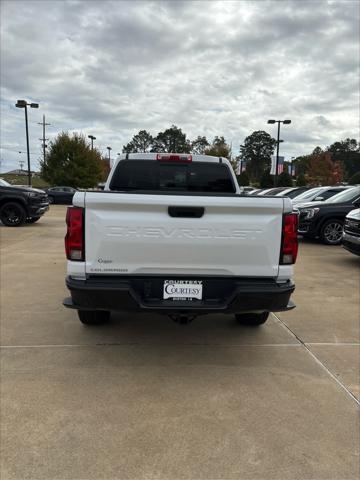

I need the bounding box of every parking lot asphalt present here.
[1,205,359,480]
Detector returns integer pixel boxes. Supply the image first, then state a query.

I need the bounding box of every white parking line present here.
[273,313,360,406]
[1,343,302,348]
[306,343,360,346]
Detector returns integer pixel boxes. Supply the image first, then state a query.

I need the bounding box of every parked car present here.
[0,178,49,226]
[240,186,256,193]
[342,208,360,256]
[262,187,290,196]
[63,153,298,327]
[256,188,277,195]
[46,186,77,204]
[292,186,350,206]
[275,187,309,198]
[297,186,360,244]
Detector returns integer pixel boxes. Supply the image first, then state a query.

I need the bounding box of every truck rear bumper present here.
[64,275,295,315]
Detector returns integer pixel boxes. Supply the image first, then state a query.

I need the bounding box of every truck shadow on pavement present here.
[75,312,297,348]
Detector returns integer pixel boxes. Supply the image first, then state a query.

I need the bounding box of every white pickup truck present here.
[63,153,298,326]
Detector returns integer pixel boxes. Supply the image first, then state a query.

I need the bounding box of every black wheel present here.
[48,196,55,204]
[0,202,27,226]
[320,219,343,245]
[26,216,41,224]
[235,312,270,326]
[77,310,110,325]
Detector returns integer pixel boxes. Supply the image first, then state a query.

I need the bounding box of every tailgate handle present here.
[168,206,204,218]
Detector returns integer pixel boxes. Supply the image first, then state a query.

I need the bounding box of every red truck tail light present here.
[280,213,299,265]
[65,207,84,261]
[156,154,192,163]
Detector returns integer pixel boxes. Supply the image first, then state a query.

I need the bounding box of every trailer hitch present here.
[169,314,196,325]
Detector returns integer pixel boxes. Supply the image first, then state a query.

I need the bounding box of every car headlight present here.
[27,192,39,198]
[302,208,320,219]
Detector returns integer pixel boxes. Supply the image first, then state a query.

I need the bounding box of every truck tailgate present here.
[82,192,285,277]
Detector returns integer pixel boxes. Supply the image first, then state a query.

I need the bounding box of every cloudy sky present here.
[1,0,359,172]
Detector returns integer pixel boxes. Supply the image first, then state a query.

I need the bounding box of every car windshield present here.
[294,187,324,201]
[325,187,360,204]
[0,178,11,187]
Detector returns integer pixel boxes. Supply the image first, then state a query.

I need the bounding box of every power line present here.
[0,146,39,154]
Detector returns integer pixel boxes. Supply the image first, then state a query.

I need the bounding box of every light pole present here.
[88,135,96,150]
[16,100,39,186]
[107,146,112,164]
[267,119,291,185]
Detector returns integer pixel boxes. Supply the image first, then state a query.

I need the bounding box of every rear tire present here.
[77,310,110,325]
[320,219,343,245]
[235,312,269,326]
[0,202,27,226]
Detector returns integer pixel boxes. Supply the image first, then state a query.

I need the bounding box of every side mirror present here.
[314,196,324,201]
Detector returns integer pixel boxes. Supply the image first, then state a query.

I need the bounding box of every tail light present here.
[156,154,192,163]
[65,207,84,261]
[280,213,298,264]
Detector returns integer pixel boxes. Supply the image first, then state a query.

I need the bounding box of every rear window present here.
[109,160,236,193]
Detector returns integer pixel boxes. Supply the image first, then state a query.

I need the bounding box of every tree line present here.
[40,127,359,189]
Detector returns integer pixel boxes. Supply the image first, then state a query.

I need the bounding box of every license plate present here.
[163,280,203,300]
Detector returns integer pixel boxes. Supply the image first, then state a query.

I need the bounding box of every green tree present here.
[40,132,103,188]
[327,138,359,154]
[151,125,191,153]
[292,155,311,176]
[277,171,293,187]
[205,136,231,158]
[191,136,210,154]
[312,146,323,155]
[123,130,154,153]
[237,171,249,186]
[326,138,360,180]
[349,171,360,185]
[307,151,343,185]
[260,169,273,188]
[296,173,307,186]
[240,131,276,182]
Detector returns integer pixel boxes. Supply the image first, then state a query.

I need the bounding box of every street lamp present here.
[267,119,291,185]
[88,135,96,150]
[16,100,39,186]
[107,146,112,163]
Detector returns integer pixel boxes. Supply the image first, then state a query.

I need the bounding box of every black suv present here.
[0,178,49,226]
[297,186,360,244]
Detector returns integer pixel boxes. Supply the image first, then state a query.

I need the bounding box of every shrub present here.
[260,170,273,188]
[237,171,250,186]
[296,173,307,186]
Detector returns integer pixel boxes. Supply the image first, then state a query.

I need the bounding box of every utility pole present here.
[19,160,25,171]
[38,115,51,164]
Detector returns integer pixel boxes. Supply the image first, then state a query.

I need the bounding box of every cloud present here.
[0,0,359,172]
